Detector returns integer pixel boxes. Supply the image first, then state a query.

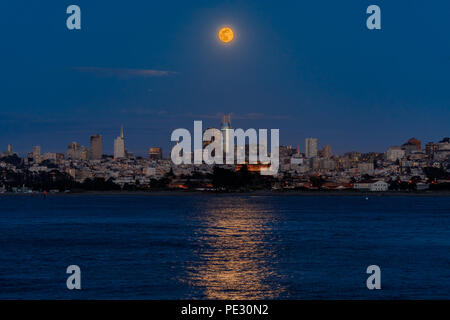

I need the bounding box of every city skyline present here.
[5,124,449,157]
[1,2,450,156]
[2,122,448,159]
[2,123,449,193]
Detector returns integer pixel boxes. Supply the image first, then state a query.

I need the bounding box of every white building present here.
[354,179,389,192]
[221,114,233,155]
[114,126,125,159]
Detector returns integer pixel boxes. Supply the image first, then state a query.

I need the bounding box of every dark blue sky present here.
[1,1,449,156]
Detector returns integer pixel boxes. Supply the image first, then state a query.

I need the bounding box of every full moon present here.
[218,27,234,43]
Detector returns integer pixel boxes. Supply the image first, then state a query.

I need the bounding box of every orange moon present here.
[218,27,234,43]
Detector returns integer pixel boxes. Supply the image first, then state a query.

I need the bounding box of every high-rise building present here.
[33,146,41,163]
[114,125,125,159]
[67,142,81,159]
[90,134,102,160]
[221,114,232,155]
[305,138,318,158]
[148,147,163,160]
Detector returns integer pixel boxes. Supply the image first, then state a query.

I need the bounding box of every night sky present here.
[1,1,449,156]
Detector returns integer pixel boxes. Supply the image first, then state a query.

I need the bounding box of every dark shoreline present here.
[2,190,450,197]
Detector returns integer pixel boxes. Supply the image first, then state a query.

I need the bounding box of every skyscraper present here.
[33,146,41,163]
[221,114,232,155]
[305,138,318,158]
[67,142,81,159]
[114,125,125,159]
[90,134,102,160]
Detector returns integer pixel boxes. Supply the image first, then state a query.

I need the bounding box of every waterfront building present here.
[354,179,389,192]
